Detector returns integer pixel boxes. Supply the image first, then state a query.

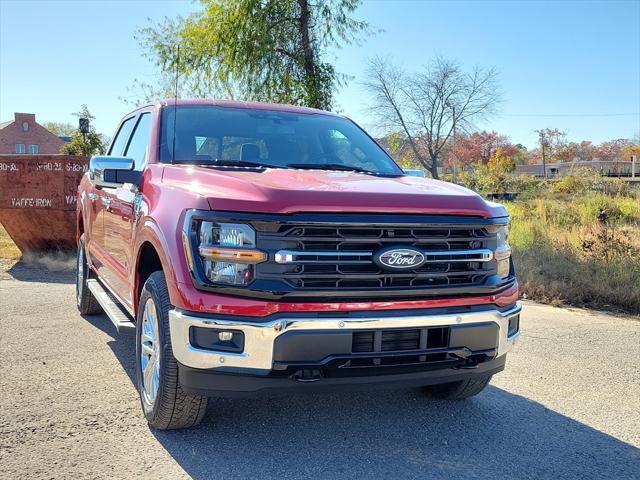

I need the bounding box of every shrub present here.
[549,168,599,195]
[600,177,632,196]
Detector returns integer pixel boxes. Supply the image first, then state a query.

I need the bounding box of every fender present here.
[132,217,179,315]
[130,212,195,314]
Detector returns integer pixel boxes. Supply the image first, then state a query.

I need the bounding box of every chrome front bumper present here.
[168,304,521,374]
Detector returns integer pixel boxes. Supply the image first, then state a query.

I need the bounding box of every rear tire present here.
[422,374,492,400]
[76,234,102,315]
[135,271,208,430]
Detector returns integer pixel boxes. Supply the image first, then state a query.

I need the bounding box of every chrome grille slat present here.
[274,249,493,264]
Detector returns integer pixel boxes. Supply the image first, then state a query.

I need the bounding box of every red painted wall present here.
[0,154,89,251]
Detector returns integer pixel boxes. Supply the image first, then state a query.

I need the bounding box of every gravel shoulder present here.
[1,259,638,479]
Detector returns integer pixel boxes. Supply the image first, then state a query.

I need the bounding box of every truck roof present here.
[143,98,342,117]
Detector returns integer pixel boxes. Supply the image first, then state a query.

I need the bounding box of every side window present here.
[125,113,152,171]
[109,117,136,156]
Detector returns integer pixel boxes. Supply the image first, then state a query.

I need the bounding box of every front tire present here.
[135,271,208,430]
[76,234,102,315]
[422,374,493,400]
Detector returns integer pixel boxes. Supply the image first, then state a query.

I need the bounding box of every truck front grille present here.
[256,222,499,292]
[352,327,450,353]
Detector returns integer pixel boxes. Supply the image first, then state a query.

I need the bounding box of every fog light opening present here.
[508,314,520,337]
[189,326,245,353]
[218,331,234,342]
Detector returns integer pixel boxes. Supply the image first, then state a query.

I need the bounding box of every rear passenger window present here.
[125,113,152,170]
[109,117,136,156]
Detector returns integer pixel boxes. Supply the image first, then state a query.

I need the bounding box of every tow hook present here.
[451,351,480,369]
[455,361,480,370]
[292,369,323,383]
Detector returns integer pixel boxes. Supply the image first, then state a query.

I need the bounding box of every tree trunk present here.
[297,0,320,108]
[430,154,439,179]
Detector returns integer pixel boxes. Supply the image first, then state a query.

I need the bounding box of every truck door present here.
[92,115,136,298]
[102,112,152,308]
[85,182,104,259]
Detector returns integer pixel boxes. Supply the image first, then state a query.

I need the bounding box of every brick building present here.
[0,112,65,154]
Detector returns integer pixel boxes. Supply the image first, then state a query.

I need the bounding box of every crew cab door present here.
[101,112,152,307]
[85,181,104,254]
[90,115,137,301]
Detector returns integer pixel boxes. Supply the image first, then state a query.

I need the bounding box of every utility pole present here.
[632,154,637,179]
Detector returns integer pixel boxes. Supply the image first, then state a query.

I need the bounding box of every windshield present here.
[160,105,403,176]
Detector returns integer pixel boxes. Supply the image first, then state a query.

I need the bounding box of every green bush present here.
[549,168,600,195]
[600,177,633,196]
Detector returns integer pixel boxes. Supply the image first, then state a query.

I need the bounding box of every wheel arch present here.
[133,222,179,316]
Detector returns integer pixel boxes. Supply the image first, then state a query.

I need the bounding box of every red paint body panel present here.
[171,281,519,318]
[161,165,507,218]
[78,100,516,319]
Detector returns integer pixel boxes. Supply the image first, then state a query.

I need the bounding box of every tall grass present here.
[505,192,640,315]
[0,224,21,260]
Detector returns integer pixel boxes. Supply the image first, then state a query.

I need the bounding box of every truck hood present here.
[161,165,507,218]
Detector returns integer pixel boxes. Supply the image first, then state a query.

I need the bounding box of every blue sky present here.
[1,0,638,149]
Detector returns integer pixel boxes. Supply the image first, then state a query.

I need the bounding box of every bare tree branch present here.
[364,57,501,178]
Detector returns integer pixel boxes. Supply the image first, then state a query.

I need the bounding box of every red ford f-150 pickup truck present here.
[76,99,520,430]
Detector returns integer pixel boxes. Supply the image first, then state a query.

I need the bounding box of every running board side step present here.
[86,279,136,334]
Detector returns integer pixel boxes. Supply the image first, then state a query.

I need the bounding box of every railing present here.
[516,160,636,178]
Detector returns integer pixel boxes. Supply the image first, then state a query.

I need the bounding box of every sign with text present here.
[0,155,89,211]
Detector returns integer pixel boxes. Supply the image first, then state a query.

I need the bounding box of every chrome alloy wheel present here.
[140,298,161,407]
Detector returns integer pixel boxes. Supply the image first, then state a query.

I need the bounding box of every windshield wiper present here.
[286,163,401,176]
[187,159,283,169]
[286,163,377,174]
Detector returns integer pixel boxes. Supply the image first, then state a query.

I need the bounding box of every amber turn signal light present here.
[198,246,267,264]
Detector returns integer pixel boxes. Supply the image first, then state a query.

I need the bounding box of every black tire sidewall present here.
[76,235,89,309]
[135,272,171,422]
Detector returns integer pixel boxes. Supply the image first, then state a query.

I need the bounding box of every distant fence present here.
[0,155,89,252]
[516,161,636,178]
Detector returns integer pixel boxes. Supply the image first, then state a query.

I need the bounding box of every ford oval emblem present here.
[374,246,426,270]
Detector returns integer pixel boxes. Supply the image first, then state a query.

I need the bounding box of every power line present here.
[502,113,639,118]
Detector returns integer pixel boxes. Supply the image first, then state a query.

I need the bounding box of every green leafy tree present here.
[386,131,404,155]
[60,105,106,156]
[42,122,76,137]
[134,0,371,109]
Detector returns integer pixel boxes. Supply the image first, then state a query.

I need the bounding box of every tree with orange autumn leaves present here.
[445,130,526,168]
[379,130,637,170]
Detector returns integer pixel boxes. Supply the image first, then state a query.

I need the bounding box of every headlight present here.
[494,224,511,278]
[185,221,266,286]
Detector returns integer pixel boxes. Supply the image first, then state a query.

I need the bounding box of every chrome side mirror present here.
[90,156,138,188]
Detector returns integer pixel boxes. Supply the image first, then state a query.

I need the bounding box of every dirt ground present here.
[0,258,638,479]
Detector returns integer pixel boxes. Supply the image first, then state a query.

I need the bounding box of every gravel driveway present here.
[1,259,638,479]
